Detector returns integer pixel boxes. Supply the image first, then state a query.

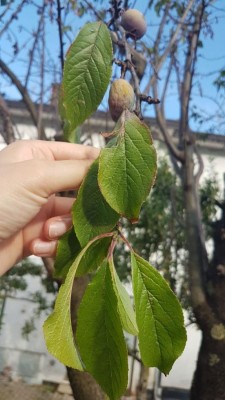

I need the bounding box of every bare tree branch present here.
[172,52,182,102]
[116,25,143,117]
[0,58,47,140]
[57,0,65,75]
[0,0,27,38]
[153,83,184,163]
[179,3,205,140]
[0,0,12,19]
[160,54,174,115]
[154,2,170,54]
[144,0,195,94]
[0,95,15,144]
[83,0,104,21]
[25,6,45,88]
[194,143,204,185]
[37,13,45,140]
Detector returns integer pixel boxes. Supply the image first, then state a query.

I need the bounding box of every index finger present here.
[0,140,100,164]
[42,141,100,160]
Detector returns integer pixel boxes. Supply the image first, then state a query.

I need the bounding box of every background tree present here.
[1,1,225,400]
[146,1,225,399]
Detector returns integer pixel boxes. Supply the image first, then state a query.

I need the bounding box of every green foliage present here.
[114,159,185,280]
[21,318,36,340]
[59,21,112,142]
[200,175,220,237]
[108,257,138,336]
[0,259,42,293]
[43,19,187,400]
[54,228,81,279]
[0,259,54,337]
[132,252,187,374]
[76,261,128,400]
[98,111,157,220]
[73,159,119,247]
[114,159,219,312]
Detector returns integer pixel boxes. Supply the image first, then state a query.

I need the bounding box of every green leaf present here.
[76,261,128,400]
[76,235,112,277]
[131,252,187,375]
[43,236,111,370]
[60,22,112,141]
[43,257,83,370]
[109,258,138,336]
[54,228,81,279]
[98,110,157,220]
[73,159,119,247]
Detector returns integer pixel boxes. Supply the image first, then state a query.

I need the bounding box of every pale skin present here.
[0,140,100,276]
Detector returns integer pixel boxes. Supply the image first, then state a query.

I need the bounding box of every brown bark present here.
[191,207,225,400]
[191,330,225,400]
[66,276,107,400]
[0,95,15,144]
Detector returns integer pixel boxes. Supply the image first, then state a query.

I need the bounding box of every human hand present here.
[0,140,100,275]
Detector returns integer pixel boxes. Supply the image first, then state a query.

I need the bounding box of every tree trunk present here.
[191,330,225,400]
[136,364,149,400]
[67,368,107,400]
[189,205,225,400]
[67,275,107,400]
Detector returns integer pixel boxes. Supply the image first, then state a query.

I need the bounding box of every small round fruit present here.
[108,79,135,122]
[121,9,147,40]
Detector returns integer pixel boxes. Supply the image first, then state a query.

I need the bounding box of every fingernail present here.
[33,241,55,256]
[49,218,72,239]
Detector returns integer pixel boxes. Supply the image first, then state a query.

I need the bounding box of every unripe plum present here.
[121,9,147,40]
[108,79,135,122]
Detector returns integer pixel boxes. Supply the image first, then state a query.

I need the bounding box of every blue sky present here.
[0,0,225,133]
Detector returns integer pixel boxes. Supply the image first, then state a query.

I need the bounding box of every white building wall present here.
[0,257,66,384]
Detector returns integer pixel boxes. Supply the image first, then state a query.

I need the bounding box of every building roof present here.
[1,99,225,153]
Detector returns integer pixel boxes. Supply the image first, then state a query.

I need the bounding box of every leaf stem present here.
[118,230,133,252]
[92,231,115,242]
[107,236,118,260]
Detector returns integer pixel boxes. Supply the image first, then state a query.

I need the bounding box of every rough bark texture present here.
[189,201,225,400]
[191,330,225,400]
[66,276,107,400]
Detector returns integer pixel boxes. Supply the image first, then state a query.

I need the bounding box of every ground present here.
[0,381,73,400]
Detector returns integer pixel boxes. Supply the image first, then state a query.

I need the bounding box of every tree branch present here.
[179,2,205,139]
[0,58,47,139]
[0,95,15,144]
[83,0,104,21]
[160,53,174,115]
[0,0,27,38]
[194,143,204,185]
[56,0,64,75]
[152,83,184,163]
[181,2,210,318]
[25,6,45,88]
[0,0,11,20]
[37,13,45,140]
[144,0,195,94]
[117,25,143,117]
[172,52,182,103]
